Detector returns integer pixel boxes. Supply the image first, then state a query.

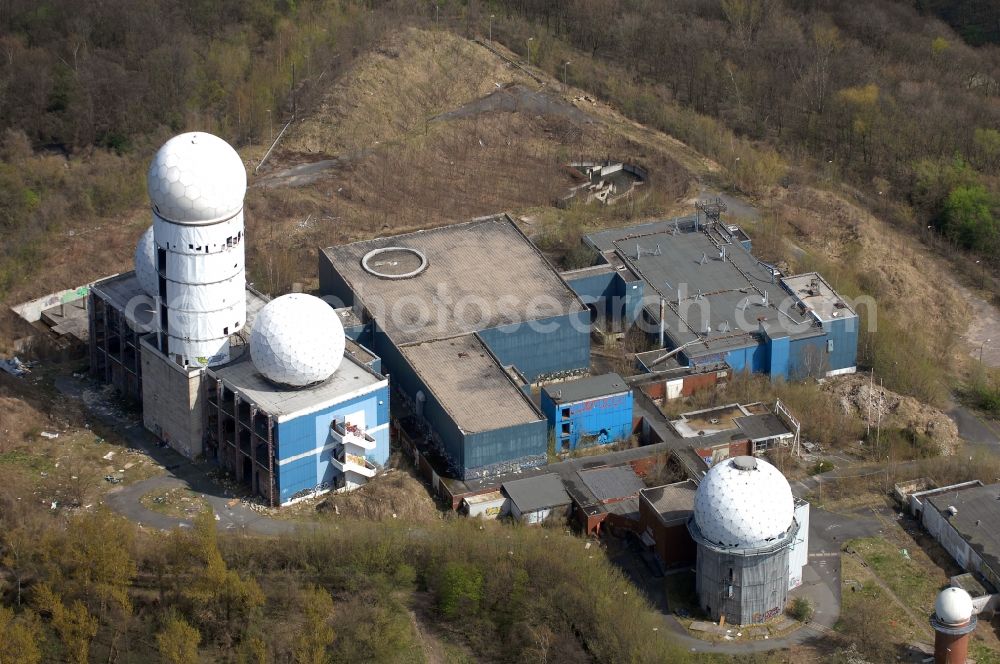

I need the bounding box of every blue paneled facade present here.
[562,270,645,327]
[477,311,590,382]
[274,383,389,504]
[540,389,633,451]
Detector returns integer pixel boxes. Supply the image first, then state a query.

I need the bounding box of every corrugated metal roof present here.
[400,334,541,433]
[322,215,586,345]
[542,372,629,404]
[503,473,571,513]
[578,465,645,502]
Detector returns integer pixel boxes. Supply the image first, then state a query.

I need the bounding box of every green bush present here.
[434,561,483,619]
[788,596,813,622]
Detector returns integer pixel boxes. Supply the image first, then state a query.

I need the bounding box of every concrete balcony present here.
[331,450,377,478]
[330,421,377,450]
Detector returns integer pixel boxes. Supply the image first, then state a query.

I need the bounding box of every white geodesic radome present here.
[693,456,794,549]
[147,132,246,224]
[935,587,974,626]
[250,294,346,387]
[134,226,157,297]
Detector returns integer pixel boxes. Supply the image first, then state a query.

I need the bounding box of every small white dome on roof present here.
[147,132,246,224]
[134,226,157,297]
[250,294,345,387]
[693,456,794,549]
[935,587,974,626]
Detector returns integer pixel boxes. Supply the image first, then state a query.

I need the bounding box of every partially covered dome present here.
[250,294,345,387]
[693,456,794,549]
[134,226,157,297]
[147,132,246,224]
[935,587,974,626]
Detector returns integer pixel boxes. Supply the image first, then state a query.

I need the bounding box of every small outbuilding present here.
[502,474,572,525]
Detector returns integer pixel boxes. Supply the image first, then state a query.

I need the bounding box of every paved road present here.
[57,375,303,536]
[948,403,1000,453]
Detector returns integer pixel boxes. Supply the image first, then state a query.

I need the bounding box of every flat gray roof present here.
[322,215,586,345]
[344,338,377,367]
[578,465,645,502]
[92,271,154,329]
[781,272,856,323]
[503,473,571,512]
[927,483,1000,577]
[208,350,385,423]
[543,372,629,404]
[734,413,791,441]
[584,219,837,356]
[641,479,697,525]
[400,334,541,433]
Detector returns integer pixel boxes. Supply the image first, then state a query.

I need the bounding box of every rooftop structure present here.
[147,132,248,368]
[574,215,858,379]
[249,294,346,387]
[542,372,629,404]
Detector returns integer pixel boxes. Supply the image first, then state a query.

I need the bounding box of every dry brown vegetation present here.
[244,27,692,294]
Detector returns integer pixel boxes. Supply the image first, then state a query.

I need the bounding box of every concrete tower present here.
[930,587,976,664]
[147,132,247,368]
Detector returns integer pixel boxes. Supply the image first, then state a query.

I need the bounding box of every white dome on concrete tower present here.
[693,456,794,549]
[134,226,157,297]
[935,587,974,626]
[250,294,346,387]
[147,132,246,224]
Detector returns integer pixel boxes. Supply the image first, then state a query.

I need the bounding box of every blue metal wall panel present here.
[621,279,646,326]
[763,331,791,380]
[564,271,618,319]
[787,334,827,380]
[824,316,859,372]
[463,420,548,474]
[317,253,356,308]
[478,311,590,381]
[723,340,767,375]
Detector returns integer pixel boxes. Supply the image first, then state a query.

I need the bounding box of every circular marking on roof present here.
[732,456,757,471]
[361,246,428,279]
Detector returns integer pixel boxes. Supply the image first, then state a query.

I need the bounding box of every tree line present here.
[491,0,1000,259]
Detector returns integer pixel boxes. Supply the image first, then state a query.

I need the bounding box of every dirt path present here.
[951,280,1000,368]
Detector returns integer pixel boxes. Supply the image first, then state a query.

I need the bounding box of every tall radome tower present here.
[147,132,247,367]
